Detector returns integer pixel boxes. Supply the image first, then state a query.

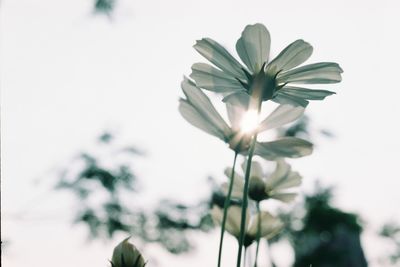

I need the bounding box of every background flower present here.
[211,205,283,247]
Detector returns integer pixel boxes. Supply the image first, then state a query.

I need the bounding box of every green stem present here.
[236,82,263,267]
[254,202,261,267]
[244,247,248,267]
[236,132,258,267]
[217,152,239,267]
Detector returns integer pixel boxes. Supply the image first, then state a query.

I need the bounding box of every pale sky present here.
[1,0,400,266]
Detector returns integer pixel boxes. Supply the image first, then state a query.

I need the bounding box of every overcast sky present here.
[1,0,400,266]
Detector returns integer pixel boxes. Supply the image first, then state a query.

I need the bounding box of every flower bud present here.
[111,238,146,267]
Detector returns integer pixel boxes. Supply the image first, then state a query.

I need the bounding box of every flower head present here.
[111,237,146,267]
[179,77,313,158]
[222,160,302,203]
[211,205,283,247]
[191,23,343,107]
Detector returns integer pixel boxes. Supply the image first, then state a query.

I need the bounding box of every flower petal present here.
[248,211,283,239]
[242,160,264,179]
[236,23,271,73]
[222,167,244,199]
[269,192,298,203]
[211,206,248,238]
[254,137,313,160]
[194,38,248,81]
[277,62,343,84]
[179,99,226,140]
[273,171,302,191]
[190,63,244,93]
[268,40,313,72]
[223,91,252,130]
[278,86,336,100]
[258,104,305,132]
[266,160,291,188]
[273,91,309,108]
[181,78,231,138]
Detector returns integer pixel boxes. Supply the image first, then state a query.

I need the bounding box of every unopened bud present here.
[111,238,146,267]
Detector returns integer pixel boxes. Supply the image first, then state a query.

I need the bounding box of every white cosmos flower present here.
[179,77,313,158]
[222,160,302,203]
[190,23,343,107]
[211,205,283,247]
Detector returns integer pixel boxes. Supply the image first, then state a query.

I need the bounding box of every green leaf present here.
[190,63,243,93]
[254,137,313,160]
[258,104,305,132]
[277,62,343,84]
[194,38,248,80]
[268,39,313,72]
[236,23,270,73]
[279,87,336,100]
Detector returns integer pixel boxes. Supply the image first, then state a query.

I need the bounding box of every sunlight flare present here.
[240,109,259,134]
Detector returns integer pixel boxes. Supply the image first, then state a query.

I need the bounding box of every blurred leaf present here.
[94,0,115,15]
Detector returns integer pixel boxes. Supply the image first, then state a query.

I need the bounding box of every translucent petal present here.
[211,206,249,238]
[277,62,343,84]
[190,63,243,93]
[268,40,313,72]
[211,205,224,225]
[278,86,336,100]
[222,167,244,199]
[225,206,248,238]
[273,91,309,107]
[226,102,246,131]
[269,192,298,203]
[254,137,313,160]
[181,78,231,137]
[248,211,283,239]
[224,91,252,131]
[258,104,305,132]
[272,171,302,191]
[242,160,264,179]
[194,38,248,80]
[179,99,226,140]
[236,23,271,73]
[266,160,291,188]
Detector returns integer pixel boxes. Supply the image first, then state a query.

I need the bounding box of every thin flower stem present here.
[236,82,263,267]
[217,152,239,267]
[236,131,259,267]
[254,202,261,267]
[244,247,248,267]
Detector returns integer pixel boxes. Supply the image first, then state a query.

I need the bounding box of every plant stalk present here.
[236,79,263,267]
[236,132,259,267]
[217,152,239,267]
[254,202,261,267]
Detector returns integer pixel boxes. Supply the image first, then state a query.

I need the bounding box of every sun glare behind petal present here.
[240,109,259,134]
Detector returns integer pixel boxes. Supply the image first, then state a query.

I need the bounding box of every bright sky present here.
[1,0,400,266]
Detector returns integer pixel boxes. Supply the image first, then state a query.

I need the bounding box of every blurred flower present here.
[211,205,283,247]
[179,77,313,157]
[111,237,146,267]
[191,23,342,107]
[248,160,302,203]
[222,160,302,203]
